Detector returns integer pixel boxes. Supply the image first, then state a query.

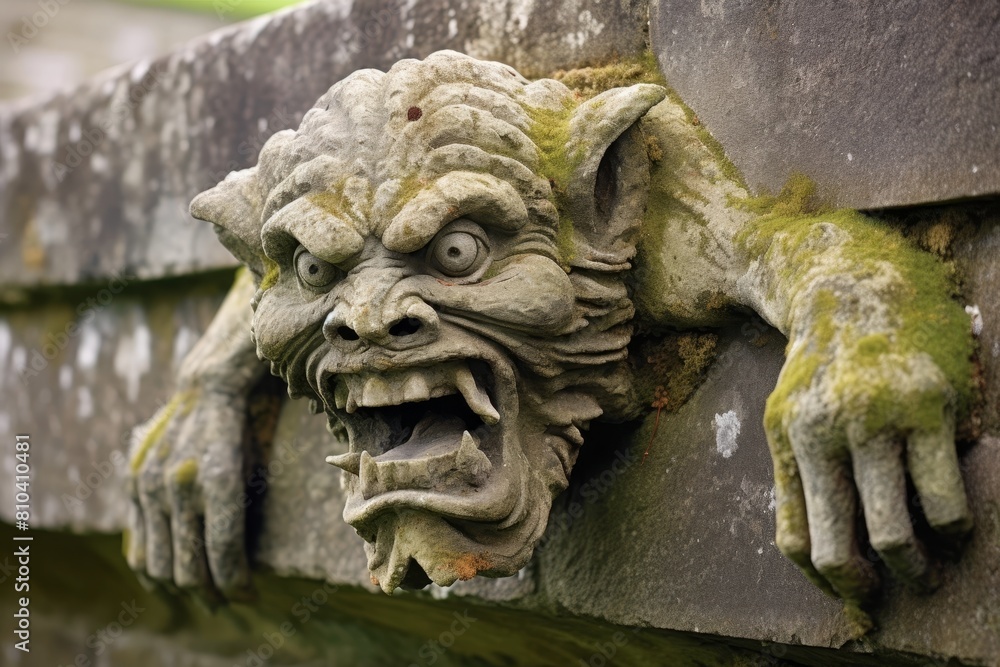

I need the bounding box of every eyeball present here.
[428,226,489,278]
[295,248,339,289]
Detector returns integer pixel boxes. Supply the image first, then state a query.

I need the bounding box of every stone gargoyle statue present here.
[126,51,977,611]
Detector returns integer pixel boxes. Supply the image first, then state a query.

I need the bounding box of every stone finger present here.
[798,452,879,605]
[763,415,834,596]
[203,471,255,603]
[907,412,973,537]
[166,460,215,595]
[851,434,931,591]
[137,468,174,582]
[125,477,147,573]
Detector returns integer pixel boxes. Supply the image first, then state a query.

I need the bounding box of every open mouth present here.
[323,360,504,502]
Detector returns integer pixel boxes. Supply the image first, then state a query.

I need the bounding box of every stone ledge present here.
[0,0,648,291]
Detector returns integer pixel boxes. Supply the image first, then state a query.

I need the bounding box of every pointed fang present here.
[454,367,500,425]
[456,430,492,483]
[326,452,361,475]
[335,382,349,410]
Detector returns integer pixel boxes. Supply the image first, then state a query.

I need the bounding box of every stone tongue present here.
[353,427,492,499]
[379,414,466,463]
[327,411,494,498]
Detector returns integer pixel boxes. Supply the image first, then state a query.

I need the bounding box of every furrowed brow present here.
[382,171,528,253]
[261,193,364,264]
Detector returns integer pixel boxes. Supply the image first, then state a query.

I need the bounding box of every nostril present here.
[388,317,422,337]
[337,326,360,341]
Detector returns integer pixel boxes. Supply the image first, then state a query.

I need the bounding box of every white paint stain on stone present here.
[966,304,983,336]
[114,317,152,403]
[714,410,741,458]
[77,325,101,371]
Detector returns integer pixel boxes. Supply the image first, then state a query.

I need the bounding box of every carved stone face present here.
[191,51,665,592]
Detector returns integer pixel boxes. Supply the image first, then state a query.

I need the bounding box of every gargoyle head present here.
[191,51,665,592]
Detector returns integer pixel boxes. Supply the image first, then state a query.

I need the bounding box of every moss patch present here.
[172,458,199,486]
[129,388,200,473]
[737,180,976,435]
[550,54,665,100]
[636,332,719,412]
[521,97,581,267]
[259,256,280,291]
[732,172,828,217]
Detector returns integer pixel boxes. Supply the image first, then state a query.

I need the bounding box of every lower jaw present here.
[341,467,519,529]
[363,501,549,594]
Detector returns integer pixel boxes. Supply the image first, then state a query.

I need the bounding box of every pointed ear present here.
[190,167,267,277]
[563,84,666,270]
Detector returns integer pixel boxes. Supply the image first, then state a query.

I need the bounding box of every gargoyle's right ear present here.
[190,167,266,277]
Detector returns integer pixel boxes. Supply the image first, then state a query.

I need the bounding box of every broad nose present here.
[323,297,439,350]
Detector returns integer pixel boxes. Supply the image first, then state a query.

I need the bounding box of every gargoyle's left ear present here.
[564,84,666,271]
[190,167,266,278]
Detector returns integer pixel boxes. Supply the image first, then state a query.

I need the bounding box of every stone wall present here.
[1,1,998,665]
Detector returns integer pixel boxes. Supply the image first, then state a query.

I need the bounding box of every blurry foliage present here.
[117,0,306,20]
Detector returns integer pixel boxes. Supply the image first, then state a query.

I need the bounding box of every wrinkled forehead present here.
[258,166,541,264]
[253,53,571,263]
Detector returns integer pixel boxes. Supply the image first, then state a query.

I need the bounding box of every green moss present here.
[259,256,280,291]
[739,188,976,436]
[764,351,822,436]
[521,97,582,267]
[854,333,891,362]
[523,98,578,191]
[121,528,131,560]
[389,173,427,218]
[732,172,828,218]
[129,388,200,473]
[554,216,577,266]
[172,459,199,486]
[632,114,713,322]
[643,332,719,411]
[308,190,349,219]
[117,0,303,19]
[550,50,744,192]
[662,87,747,191]
[550,52,666,99]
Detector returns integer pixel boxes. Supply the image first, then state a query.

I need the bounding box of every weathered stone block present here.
[650,0,1000,208]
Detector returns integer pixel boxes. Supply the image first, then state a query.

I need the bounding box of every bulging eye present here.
[295,247,339,289]
[428,226,489,278]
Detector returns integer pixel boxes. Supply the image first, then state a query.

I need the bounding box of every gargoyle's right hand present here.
[124,268,264,604]
[126,384,254,604]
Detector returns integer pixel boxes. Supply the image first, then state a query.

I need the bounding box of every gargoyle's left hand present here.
[765,330,973,606]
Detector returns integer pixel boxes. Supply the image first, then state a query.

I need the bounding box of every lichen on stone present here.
[736,178,977,435]
[129,388,200,473]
